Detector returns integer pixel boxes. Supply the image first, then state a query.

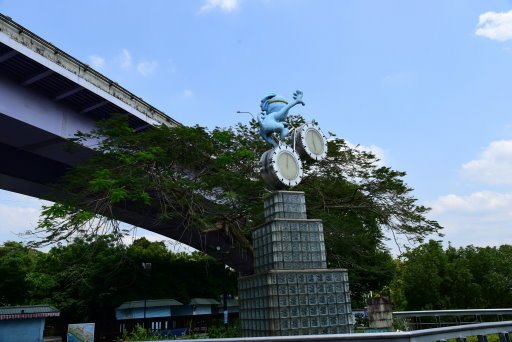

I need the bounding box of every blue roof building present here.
[115,297,238,337]
[115,299,184,321]
[0,305,60,342]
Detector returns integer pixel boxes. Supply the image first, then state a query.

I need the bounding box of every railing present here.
[152,321,512,342]
[394,309,512,330]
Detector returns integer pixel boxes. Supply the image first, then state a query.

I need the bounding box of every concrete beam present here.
[134,123,152,132]
[53,86,83,101]
[21,69,54,86]
[0,15,179,127]
[0,49,17,63]
[79,100,109,114]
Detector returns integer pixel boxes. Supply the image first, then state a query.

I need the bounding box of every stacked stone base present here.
[239,269,351,336]
[239,191,352,337]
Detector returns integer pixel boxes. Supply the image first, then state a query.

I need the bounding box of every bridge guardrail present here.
[0,13,180,128]
[150,321,512,342]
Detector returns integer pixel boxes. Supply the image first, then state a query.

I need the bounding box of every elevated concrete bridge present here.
[0,14,253,273]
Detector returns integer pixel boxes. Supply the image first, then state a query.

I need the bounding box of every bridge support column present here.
[238,191,353,336]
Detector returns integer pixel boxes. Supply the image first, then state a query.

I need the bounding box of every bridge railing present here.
[154,321,512,342]
[393,309,512,330]
[0,14,180,128]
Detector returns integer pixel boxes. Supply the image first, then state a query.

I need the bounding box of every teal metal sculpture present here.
[253,89,328,189]
[258,90,305,146]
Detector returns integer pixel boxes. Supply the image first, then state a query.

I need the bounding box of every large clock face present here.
[295,123,328,161]
[305,128,325,155]
[276,150,300,181]
[259,144,303,188]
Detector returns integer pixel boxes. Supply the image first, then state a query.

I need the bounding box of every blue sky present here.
[1,0,512,252]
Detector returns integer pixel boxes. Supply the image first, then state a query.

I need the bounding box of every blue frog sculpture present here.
[258,90,305,146]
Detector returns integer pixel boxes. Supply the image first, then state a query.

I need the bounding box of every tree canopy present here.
[25,114,443,305]
[0,237,237,324]
[391,240,512,310]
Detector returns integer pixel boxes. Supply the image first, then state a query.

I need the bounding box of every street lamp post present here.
[142,262,152,330]
[223,265,229,331]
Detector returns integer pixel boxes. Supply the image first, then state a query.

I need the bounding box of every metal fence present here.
[394,309,512,330]
[152,321,512,342]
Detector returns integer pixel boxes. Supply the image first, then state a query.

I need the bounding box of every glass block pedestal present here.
[239,191,352,336]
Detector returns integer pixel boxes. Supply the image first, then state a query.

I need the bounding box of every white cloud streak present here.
[199,0,239,13]
[182,89,193,98]
[475,10,512,42]
[462,140,512,185]
[0,191,194,254]
[427,191,512,248]
[0,192,48,243]
[136,61,158,76]
[117,48,133,69]
[426,139,512,249]
[89,54,106,69]
[111,49,162,76]
[346,140,387,166]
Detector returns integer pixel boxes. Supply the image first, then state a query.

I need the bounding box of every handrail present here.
[153,321,512,342]
[394,308,512,317]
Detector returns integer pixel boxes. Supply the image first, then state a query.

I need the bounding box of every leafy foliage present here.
[0,237,237,327]
[120,324,165,341]
[393,240,512,310]
[25,114,443,304]
[29,115,268,250]
[0,242,41,305]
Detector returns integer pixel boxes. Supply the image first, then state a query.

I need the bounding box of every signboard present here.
[67,323,95,342]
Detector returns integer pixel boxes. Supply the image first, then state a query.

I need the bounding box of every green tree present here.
[27,235,130,322]
[396,241,512,310]
[11,236,236,325]
[463,245,512,308]
[400,240,447,310]
[0,241,41,305]
[26,115,442,305]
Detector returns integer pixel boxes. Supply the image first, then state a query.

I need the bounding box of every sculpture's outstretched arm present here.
[276,90,305,121]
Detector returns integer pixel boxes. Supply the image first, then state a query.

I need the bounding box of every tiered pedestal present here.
[239,191,352,336]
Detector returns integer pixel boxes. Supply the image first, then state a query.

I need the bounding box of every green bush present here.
[119,324,164,341]
[207,323,240,338]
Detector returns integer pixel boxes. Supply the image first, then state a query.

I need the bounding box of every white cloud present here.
[475,10,512,42]
[199,0,239,13]
[117,48,133,69]
[0,192,196,253]
[430,191,512,214]
[462,140,512,185]
[89,54,106,69]
[418,140,512,250]
[136,61,158,76]
[346,140,387,166]
[427,191,512,248]
[0,192,45,244]
[182,89,193,98]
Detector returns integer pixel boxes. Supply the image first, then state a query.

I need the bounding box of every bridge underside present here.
[0,22,253,273]
[0,112,253,273]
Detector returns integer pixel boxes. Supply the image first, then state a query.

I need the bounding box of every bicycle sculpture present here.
[256,90,328,189]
